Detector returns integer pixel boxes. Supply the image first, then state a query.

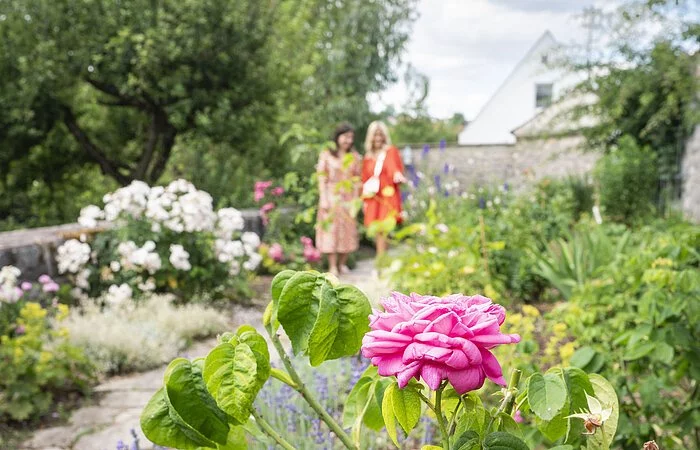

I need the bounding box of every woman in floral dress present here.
[315,123,362,276]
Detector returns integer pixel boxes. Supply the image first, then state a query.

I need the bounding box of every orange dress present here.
[315,150,361,254]
[362,146,404,227]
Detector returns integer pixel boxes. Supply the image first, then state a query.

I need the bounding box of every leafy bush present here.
[594,136,659,223]
[63,294,229,375]
[553,222,700,448]
[0,267,95,423]
[56,179,262,304]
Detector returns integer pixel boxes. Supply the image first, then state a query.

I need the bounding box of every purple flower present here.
[38,274,52,284]
[15,324,25,336]
[422,144,430,157]
[434,175,441,191]
[479,197,486,209]
[43,282,59,293]
[514,410,524,423]
[443,163,450,174]
[439,139,447,151]
[503,182,509,192]
[21,281,32,291]
[14,287,24,299]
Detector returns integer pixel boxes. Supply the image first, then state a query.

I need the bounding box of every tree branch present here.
[147,120,177,183]
[61,105,131,185]
[134,112,160,180]
[84,77,151,110]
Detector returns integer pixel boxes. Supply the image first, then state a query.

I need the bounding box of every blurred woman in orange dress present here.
[316,122,362,276]
[361,121,406,258]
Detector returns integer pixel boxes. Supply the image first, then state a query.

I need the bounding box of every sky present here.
[369,0,601,120]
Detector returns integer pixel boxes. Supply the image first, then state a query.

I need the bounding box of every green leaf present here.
[163,359,230,446]
[213,425,248,450]
[549,446,574,450]
[382,383,399,447]
[277,271,322,355]
[203,330,270,424]
[563,368,593,442]
[586,374,619,450]
[454,430,481,450]
[269,270,295,330]
[269,368,296,388]
[141,388,209,450]
[483,431,530,450]
[456,392,487,437]
[390,384,421,434]
[527,372,567,421]
[277,271,371,365]
[536,407,569,443]
[623,341,656,361]
[652,342,674,364]
[569,347,596,369]
[422,446,444,450]
[495,412,523,439]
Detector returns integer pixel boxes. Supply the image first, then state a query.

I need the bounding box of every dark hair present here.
[331,122,355,154]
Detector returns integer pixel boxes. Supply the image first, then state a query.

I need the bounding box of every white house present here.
[458,31,574,145]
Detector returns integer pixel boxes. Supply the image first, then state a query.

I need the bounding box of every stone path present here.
[20,258,389,450]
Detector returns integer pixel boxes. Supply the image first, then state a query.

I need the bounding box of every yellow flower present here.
[461,266,476,275]
[56,304,70,321]
[381,186,396,197]
[168,277,178,289]
[522,305,540,317]
[39,351,52,364]
[553,323,568,334]
[57,328,70,338]
[13,346,24,360]
[560,342,575,362]
[651,257,673,268]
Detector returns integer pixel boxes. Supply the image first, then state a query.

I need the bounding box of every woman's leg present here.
[376,233,388,257]
[328,253,339,275]
[338,253,349,273]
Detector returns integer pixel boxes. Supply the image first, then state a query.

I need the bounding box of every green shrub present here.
[595,136,658,223]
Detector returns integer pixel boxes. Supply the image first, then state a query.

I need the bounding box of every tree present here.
[1,0,278,186]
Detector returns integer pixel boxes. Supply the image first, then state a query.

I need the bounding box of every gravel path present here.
[19,258,389,450]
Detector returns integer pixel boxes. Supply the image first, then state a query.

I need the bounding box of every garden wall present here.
[411,135,598,190]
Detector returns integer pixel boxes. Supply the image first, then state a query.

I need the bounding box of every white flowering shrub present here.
[59,179,261,304]
[63,294,228,374]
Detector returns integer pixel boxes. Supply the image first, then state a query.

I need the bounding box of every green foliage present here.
[274,271,371,366]
[594,136,659,222]
[0,301,95,423]
[381,381,422,446]
[0,0,418,230]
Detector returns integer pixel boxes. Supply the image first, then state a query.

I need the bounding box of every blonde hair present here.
[364,121,392,154]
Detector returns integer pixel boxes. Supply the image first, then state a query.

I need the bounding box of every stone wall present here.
[681,125,700,222]
[410,135,598,190]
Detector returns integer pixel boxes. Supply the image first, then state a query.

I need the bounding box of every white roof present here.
[459,31,569,145]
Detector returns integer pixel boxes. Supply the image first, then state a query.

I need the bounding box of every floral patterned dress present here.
[315,149,361,254]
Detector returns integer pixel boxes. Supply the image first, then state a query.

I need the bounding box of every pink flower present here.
[38,274,52,284]
[300,236,313,248]
[43,282,60,293]
[254,181,273,202]
[514,410,524,423]
[259,202,275,225]
[15,325,25,336]
[20,281,32,291]
[271,187,285,196]
[14,287,24,299]
[303,246,321,263]
[268,243,284,262]
[361,292,520,394]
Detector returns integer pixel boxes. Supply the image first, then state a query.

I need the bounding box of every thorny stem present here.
[486,369,522,435]
[251,408,296,450]
[268,329,357,449]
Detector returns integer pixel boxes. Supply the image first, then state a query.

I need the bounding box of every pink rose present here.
[21,281,32,291]
[259,202,275,225]
[38,274,52,284]
[268,243,284,262]
[43,282,60,293]
[271,187,285,196]
[361,292,520,394]
[300,236,313,248]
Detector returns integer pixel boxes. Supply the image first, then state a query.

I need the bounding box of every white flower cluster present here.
[105,283,133,307]
[169,244,191,271]
[0,265,22,304]
[61,179,261,301]
[56,239,92,274]
[78,205,104,228]
[118,240,162,274]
